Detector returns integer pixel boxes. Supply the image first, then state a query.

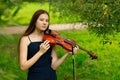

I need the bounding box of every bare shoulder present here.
[20,36,28,42]
[20,36,30,46]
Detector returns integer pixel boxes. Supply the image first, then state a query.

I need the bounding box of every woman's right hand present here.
[39,40,50,54]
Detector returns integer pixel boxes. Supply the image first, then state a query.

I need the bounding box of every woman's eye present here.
[39,18,49,22]
[40,19,44,21]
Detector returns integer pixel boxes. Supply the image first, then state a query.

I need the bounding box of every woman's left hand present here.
[73,45,79,54]
[66,45,79,54]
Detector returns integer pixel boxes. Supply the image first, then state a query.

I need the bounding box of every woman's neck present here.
[33,29,44,36]
[29,30,44,42]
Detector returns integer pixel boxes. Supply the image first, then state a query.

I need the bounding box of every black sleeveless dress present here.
[27,41,57,80]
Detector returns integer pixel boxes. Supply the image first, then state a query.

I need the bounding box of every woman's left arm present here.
[51,46,78,70]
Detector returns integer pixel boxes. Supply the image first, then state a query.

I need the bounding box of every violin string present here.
[64,39,76,47]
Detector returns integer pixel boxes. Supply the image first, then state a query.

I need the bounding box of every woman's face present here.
[35,13,49,31]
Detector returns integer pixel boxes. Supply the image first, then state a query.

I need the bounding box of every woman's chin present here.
[41,28,47,31]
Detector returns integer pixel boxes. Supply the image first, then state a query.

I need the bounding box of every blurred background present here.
[0,0,120,80]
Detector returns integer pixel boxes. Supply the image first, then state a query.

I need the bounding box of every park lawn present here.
[0,30,120,80]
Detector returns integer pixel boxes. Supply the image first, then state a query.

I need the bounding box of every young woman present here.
[19,9,79,80]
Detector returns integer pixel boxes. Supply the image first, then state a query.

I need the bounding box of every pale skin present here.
[19,13,79,71]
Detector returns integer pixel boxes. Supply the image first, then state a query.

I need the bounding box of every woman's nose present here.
[43,21,47,24]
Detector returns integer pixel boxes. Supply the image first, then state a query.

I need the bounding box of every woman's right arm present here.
[19,36,50,71]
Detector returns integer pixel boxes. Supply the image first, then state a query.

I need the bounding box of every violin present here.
[43,29,97,59]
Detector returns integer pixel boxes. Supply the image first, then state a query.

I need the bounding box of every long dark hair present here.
[18,9,49,52]
[23,9,49,36]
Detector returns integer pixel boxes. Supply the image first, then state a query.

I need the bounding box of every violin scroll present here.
[87,51,98,59]
[78,45,98,59]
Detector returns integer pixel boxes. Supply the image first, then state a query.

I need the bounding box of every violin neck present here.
[77,45,90,53]
[77,45,97,59]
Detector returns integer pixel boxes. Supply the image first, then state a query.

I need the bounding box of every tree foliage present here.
[49,0,120,37]
[0,0,22,22]
[71,0,120,37]
[0,0,47,22]
[0,0,120,37]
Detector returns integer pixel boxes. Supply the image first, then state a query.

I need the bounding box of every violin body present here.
[43,29,76,52]
[43,29,97,59]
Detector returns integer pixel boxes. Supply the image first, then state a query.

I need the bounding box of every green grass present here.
[0,30,120,80]
[0,34,27,80]
[57,30,120,80]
